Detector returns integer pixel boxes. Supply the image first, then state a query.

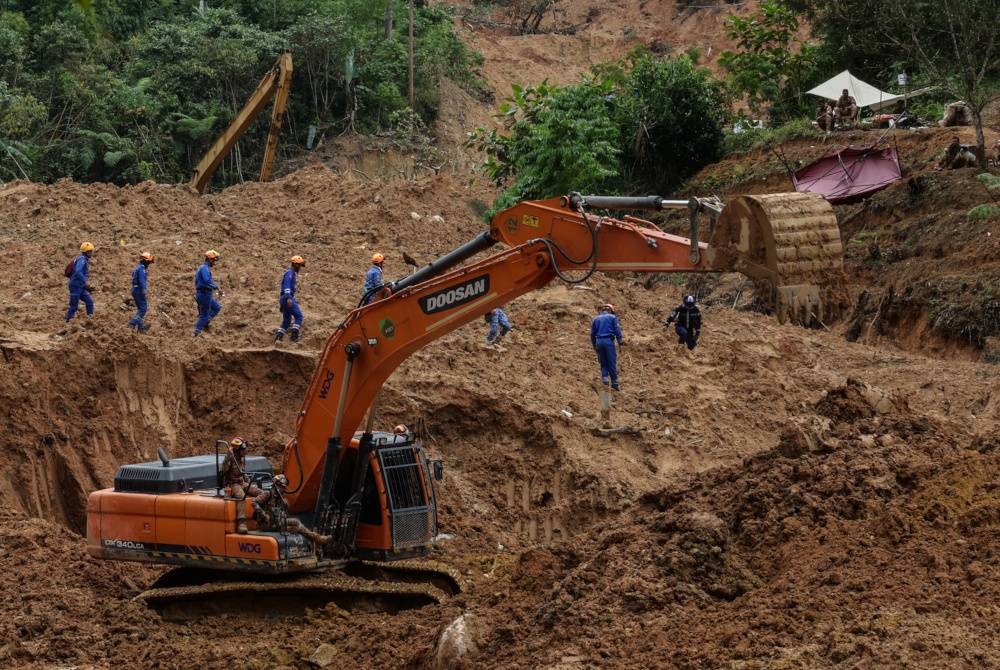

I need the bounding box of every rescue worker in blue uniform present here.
[590,303,623,391]
[128,251,154,333]
[193,249,221,337]
[275,255,305,343]
[66,241,95,321]
[362,252,385,305]
[663,295,701,350]
[484,307,512,346]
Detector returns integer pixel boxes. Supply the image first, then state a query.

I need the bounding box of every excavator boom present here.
[189,51,293,194]
[283,190,845,521]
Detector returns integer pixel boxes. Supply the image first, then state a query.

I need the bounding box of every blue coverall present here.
[65,254,93,321]
[128,262,149,332]
[485,308,511,344]
[590,312,623,390]
[193,261,221,335]
[277,268,303,337]
[362,265,383,305]
[665,303,702,350]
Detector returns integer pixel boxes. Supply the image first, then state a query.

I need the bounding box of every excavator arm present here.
[281,190,845,530]
[189,51,293,194]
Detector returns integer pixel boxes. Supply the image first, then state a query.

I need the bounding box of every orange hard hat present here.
[80,242,94,252]
[205,249,220,260]
[140,251,154,262]
[393,424,408,435]
[602,303,616,314]
[290,255,305,265]
[230,437,246,450]
[371,253,385,264]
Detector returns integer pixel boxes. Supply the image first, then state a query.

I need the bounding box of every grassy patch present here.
[722,118,821,157]
[967,204,1000,220]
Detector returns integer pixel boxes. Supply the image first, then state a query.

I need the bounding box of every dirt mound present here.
[465,380,1000,668]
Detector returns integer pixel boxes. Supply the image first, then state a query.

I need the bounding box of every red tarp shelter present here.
[792,145,902,203]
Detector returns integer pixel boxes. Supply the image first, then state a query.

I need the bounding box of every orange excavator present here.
[189,51,293,194]
[86,191,843,617]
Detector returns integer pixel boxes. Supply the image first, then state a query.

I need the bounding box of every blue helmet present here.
[684,295,696,307]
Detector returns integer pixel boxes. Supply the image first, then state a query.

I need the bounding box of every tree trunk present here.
[408,0,415,108]
[385,0,394,39]
[972,107,987,169]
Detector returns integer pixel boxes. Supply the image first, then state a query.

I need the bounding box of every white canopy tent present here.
[807,70,913,112]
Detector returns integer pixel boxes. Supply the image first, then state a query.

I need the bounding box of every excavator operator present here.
[252,474,331,547]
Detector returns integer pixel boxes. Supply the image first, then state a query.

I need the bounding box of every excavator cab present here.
[333,431,441,561]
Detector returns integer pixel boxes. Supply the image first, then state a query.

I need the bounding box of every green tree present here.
[798,0,1000,166]
[613,51,728,193]
[468,81,620,213]
[471,51,729,213]
[718,1,825,122]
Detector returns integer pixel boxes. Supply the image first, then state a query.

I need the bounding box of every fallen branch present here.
[592,425,645,437]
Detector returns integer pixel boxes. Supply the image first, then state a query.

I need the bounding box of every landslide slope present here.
[1,161,999,668]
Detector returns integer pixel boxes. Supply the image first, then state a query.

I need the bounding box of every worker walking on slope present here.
[663,295,701,350]
[221,436,261,534]
[275,255,305,343]
[252,474,330,546]
[128,251,154,333]
[193,249,221,337]
[484,306,512,347]
[362,253,385,305]
[591,303,623,391]
[66,242,95,322]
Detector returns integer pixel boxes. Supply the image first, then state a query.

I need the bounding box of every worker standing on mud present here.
[591,303,623,391]
[362,253,385,305]
[193,249,221,337]
[484,306,512,347]
[221,437,261,534]
[663,295,701,350]
[275,255,305,343]
[66,242,95,322]
[128,251,154,333]
[252,474,330,546]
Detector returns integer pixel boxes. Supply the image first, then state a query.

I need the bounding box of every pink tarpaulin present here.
[793,146,901,203]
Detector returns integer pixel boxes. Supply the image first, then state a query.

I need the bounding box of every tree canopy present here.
[0,0,486,187]
[468,51,728,213]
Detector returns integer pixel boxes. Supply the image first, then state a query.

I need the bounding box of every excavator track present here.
[139,559,461,621]
[709,192,847,326]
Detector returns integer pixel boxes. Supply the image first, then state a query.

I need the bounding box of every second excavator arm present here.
[189,51,293,194]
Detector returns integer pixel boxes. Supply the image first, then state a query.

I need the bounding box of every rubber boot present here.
[290,327,300,343]
[274,329,285,343]
[236,504,249,534]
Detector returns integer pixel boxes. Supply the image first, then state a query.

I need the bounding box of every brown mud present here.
[1,161,999,669]
[2,1,1000,667]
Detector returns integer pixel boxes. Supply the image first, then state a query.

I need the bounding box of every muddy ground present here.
[2,148,999,669]
[3,0,1000,667]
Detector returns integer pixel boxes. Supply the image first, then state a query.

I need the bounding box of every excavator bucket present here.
[704,192,846,326]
